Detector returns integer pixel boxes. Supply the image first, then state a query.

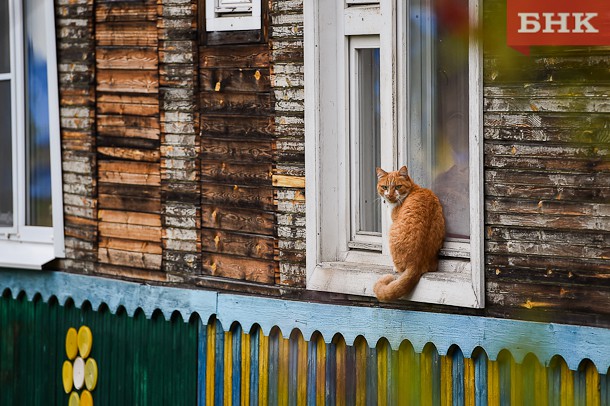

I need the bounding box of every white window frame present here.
[0,0,64,269]
[304,0,483,308]
[205,0,261,32]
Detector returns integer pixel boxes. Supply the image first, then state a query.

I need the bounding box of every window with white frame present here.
[0,0,64,269]
[205,0,261,31]
[304,0,483,307]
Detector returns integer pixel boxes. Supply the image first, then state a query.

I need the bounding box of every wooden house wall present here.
[54,0,610,329]
[482,1,610,327]
[198,35,278,284]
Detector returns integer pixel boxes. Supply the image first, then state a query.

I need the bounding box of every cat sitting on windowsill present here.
[373,166,446,302]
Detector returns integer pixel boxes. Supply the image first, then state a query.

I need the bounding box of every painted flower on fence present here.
[62,326,98,406]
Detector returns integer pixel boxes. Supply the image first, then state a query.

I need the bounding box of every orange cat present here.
[373,166,445,301]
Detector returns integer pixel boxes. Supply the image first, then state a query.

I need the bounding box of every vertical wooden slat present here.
[326,340,337,406]
[297,332,308,406]
[198,320,207,406]
[452,348,465,406]
[335,338,347,406]
[355,337,368,406]
[241,328,251,406]
[421,345,434,406]
[498,353,511,406]
[442,352,454,406]
[307,336,318,405]
[315,335,326,406]
[510,356,523,405]
[206,320,216,406]
[561,359,575,406]
[487,358,499,406]
[279,333,290,406]
[289,332,299,406]
[377,341,389,406]
[345,342,356,405]
[231,324,242,405]
[534,356,548,406]
[268,329,279,406]
[464,357,476,406]
[585,361,600,406]
[366,344,377,405]
[259,330,270,406]
[215,320,225,406]
[250,326,261,406]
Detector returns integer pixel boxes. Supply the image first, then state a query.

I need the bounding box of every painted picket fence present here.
[199,318,610,406]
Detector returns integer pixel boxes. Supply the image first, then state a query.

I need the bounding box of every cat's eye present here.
[395,185,402,189]
[381,186,388,190]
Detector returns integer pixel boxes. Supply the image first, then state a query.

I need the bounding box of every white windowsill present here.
[307,258,480,308]
[0,240,56,270]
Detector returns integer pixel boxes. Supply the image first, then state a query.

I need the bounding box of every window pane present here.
[24,0,52,226]
[357,48,381,234]
[409,0,469,239]
[0,0,9,74]
[0,80,13,227]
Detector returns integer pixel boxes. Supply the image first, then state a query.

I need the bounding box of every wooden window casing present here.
[0,0,64,269]
[304,0,484,308]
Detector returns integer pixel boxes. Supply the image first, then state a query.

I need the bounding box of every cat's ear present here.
[398,166,409,178]
[376,167,387,180]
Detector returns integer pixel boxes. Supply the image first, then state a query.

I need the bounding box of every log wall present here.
[482,1,610,326]
[199,5,278,284]
[54,0,610,328]
[95,0,163,278]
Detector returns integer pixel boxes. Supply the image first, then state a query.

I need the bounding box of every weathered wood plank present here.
[97,114,160,139]
[201,183,275,211]
[98,209,161,227]
[485,211,610,232]
[96,69,159,94]
[485,170,610,189]
[202,253,276,284]
[486,198,610,218]
[200,68,270,93]
[96,23,158,47]
[200,44,269,68]
[200,115,275,138]
[200,91,273,115]
[99,236,162,255]
[98,147,160,162]
[485,183,610,203]
[96,48,157,70]
[201,229,275,260]
[487,261,610,288]
[201,204,275,235]
[97,94,159,116]
[98,193,161,213]
[201,138,275,163]
[201,162,273,185]
[99,247,162,270]
[96,263,167,282]
[486,280,610,316]
[95,3,157,22]
[98,161,161,186]
[98,221,162,242]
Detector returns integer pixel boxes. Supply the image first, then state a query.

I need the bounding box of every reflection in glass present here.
[24,0,52,226]
[0,81,13,227]
[409,0,469,239]
[0,0,9,74]
[357,48,381,234]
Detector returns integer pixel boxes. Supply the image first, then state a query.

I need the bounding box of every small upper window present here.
[205,0,262,31]
[0,0,64,269]
[304,0,483,307]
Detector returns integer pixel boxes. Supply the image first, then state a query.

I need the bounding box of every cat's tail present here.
[373,271,422,302]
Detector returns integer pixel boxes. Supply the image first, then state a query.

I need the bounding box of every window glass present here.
[356,47,381,235]
[408,0,469,240]
[0,0,9,74]
[24,0,52,227]
[0,81,13,227]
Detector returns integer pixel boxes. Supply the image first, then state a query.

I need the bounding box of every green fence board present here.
[0,293,198,406]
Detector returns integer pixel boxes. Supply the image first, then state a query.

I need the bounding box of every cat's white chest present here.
[384,201,398,224]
